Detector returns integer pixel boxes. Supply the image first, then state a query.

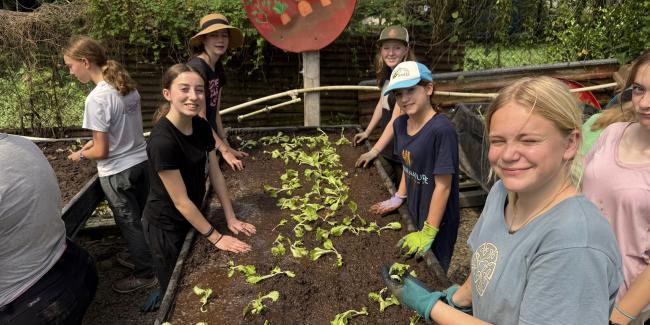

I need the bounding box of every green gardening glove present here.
[380,265,444,320]
[397,222,439,258]
[444,285,472,314]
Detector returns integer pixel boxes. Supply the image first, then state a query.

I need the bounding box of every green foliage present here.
[0,65,87,135]
[546,1,650,63]
[464,45,558,71]
[84,0,263,65]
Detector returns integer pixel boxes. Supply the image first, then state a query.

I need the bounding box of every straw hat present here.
[189,13,243,49]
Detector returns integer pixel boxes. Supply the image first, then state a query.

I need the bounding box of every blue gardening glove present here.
[141,289,161,312]
[397,222,439,258]
[381,265,444,320]
[444,285,472,314]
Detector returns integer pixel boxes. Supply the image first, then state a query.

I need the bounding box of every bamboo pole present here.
[237,98,303,122]
[216,82,620,117]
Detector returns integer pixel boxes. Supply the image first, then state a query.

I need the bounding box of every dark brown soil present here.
[167,129,478,325]
[37,141,96,204]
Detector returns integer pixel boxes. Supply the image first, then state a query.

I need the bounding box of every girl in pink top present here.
[583,51,650,325]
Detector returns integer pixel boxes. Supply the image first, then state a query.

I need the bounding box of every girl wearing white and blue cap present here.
[371,61,460,274]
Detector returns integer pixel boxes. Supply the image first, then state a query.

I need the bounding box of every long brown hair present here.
[375,41,416,86]
[153,63,204,123]
[591,102,637,131]
[63,36,136,96]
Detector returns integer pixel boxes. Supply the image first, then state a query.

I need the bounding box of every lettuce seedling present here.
[227,260,256,278]
[368,287,400,312]
[410,312,422,324]
[310,239,343,267]
[287,238,309,258]
[246,266,295,284]
[243,291,280,317]
[271,234,286,256]
[334,128,352,146]
[330,307,368,325]
[272,219,288,231]
[388,262,417,282]
[315,227,330,241]
[192,286,213,313]
[259,132,290,145]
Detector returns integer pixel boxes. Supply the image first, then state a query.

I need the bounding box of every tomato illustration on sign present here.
[243,0,356,53]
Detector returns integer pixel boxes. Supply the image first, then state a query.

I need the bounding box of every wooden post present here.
[302,51,320,126]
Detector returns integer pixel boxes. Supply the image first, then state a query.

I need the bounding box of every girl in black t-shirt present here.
[143,64,256,295]
[187,13,248,171]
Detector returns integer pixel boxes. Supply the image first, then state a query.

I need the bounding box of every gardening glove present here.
[369,193,406,215]
[397,222,439,258]
[381,265,445,320]
[355,148,379,168]
[353,131,369,146]
[444,285,472,314]
[141,289,161,312]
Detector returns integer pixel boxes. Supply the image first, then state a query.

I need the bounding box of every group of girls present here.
[62,13,256,315]
[55,12,650,324]
[359,26,648,325]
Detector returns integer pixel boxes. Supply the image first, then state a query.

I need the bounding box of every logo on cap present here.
[392,68,410,79]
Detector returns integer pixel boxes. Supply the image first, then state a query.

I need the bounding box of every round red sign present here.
[243,0,356,53]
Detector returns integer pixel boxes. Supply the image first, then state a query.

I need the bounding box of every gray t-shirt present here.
[468,181,622,325]
[0,134,66,306]
[83,81,147,177]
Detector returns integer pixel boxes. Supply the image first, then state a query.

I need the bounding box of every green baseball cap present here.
[378,25,409,45]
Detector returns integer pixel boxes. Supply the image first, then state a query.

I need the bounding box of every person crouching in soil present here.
[142,64,256,309]
[383,76,623,325]
[369,61,460,273]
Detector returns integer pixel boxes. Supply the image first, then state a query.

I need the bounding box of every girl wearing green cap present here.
[354,25,415,179]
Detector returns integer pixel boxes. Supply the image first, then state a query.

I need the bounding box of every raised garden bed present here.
[160,127,472,325]
[36,139,104,239]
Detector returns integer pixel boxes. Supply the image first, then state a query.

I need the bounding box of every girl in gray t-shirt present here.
[384,76,623,325]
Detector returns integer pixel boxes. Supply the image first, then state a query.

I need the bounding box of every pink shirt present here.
[583,122,650,304]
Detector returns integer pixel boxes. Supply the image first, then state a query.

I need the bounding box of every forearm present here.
[425,183,451,228]
[396,171,407,197]
[174,198,214,236]
[371,103,402,152]
[211,127,230,154]
[452,275,473,307]
[615,266,650,322]
[208,152,236,221]
[431,302,490,325]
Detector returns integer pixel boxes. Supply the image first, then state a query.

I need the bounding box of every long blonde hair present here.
[63,36,136,96]
[486,76,583,187]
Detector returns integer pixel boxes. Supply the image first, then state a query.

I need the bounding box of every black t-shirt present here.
[378,75,400,163]
[187,56,227,131]
[143,116,216,231]
[393,113,460,230]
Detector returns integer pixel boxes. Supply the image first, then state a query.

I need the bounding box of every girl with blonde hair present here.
[384,76,622,325]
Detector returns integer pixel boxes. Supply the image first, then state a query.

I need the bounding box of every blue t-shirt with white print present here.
[393,112,460,271]
[468,180,623,324]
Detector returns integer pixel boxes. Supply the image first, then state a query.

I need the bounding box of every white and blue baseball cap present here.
[383,61,433,95]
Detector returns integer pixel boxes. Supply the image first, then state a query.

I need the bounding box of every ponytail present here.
[103,60,136,96]
[64,36,136,96]
[153,102,170,124]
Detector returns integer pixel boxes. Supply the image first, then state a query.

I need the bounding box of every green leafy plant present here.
[388,262,417,283]
[334,128,351,146]
[410,312,422,325]
[310,239,343,267]
[368,287,400,312]
[227,260,257,278]
[330,307,368,325]
[288,238,309,258]
[246,266,295,284]
[192,286,213,313]
[271,234,286,256]
[243,291,280,317]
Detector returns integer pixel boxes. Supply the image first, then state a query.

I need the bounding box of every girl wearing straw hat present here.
[188,13,248,171]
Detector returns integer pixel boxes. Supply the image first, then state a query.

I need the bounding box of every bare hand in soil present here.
[229,148,249,159]
[355,149,378,168]
[216,235,251,253]
[369,195,403,215]
[352,131,368,146]
[222,150,244,171]
[228,219,257,236]
[67,150,82,161]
